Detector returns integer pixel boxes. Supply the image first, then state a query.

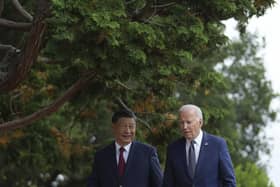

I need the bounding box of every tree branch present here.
[151,2,176,8]
[9,91,22,115]
[0,44,21,53]
[0,0,4,17]
[117,97,152,130]
[0,18,31,31]
[114,79,132,90]
[125,0,137,5]
[0,0,51,92]
[37,56,60,64]
[11,0,33,21]
[143,0,157,23]
[0,74,95,131]
[0,14,46,91]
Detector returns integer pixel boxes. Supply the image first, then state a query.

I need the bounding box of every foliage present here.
[218,33,277,163]
[0,0,277,186]
[235,162,274,187]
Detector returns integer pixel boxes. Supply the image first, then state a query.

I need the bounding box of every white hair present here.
[179,104,203,121]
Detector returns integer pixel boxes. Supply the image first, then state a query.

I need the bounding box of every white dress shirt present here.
[185,129,203,163]
[115,142,132,164]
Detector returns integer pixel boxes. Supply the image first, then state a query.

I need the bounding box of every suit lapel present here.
[123,141,135,177]
[176,138,191,179]
[195,132,209,178]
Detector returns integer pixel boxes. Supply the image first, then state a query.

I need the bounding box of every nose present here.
[181,122,188,129]
[124,126,131,132]
[123,126,133,133]
[181,121,192,129]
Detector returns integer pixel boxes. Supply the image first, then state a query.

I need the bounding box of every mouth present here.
[183,131,192,136]
[121,134,132,139]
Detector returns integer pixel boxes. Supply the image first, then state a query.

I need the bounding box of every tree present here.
[0,0,277,186]
[218,32,277,163]
[0,0,50,92]
[0,0,275,130]
[141,31,277,167]
[235,162,274,187]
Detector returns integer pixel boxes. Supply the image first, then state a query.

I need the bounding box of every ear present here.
[112,123,116,130]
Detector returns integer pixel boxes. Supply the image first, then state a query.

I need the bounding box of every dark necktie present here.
[188,140,196,178]
[118,147,126,177]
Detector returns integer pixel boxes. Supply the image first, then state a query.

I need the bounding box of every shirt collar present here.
[194,129,203,146]
[187,129,203,146]
[115,142,132,152]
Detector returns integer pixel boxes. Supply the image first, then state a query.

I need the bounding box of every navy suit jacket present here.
[87,141,163,187]
[163,132,236,187]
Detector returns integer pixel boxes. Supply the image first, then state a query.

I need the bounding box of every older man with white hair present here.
[163,104,236,187]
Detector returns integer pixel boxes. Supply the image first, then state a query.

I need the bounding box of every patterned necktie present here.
[118,147,126,176]
[188,140,196,178]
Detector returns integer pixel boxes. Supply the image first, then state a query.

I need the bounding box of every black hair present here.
[111,109,136,123]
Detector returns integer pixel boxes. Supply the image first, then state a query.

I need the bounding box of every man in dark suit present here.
[87,109,163,187]
[163,104,236,187]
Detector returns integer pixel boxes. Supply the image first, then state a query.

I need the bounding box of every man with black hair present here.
[87,110,163,187]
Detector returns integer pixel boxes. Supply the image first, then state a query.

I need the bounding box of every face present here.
[113,117,136,146]
[179,109,202,140]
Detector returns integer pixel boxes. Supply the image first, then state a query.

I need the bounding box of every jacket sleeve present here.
[162,146,175,187]
[87,154,99,187]
[149,147,163,187]
[219,139,236,187]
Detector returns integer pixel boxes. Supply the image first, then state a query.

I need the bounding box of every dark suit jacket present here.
[163,132,236,187]
[87,141,163,187]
